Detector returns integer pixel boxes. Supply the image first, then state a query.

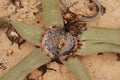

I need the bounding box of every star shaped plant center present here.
[0,0,120,80]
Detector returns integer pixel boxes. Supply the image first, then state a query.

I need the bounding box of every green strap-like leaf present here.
[79,27,120,45]
[42,0,64,28]
[11,21,44,46]
[76,41,120,55]
[0,49,50,80]
[77,27,120,55]
[63,57,91,80]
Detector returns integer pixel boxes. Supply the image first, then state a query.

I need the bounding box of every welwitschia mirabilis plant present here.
[0,0,120,80]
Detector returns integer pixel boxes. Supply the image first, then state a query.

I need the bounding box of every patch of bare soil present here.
[0,0,120,80]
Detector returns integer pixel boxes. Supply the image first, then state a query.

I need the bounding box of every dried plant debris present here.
[9,0,23,8]
[60,0,106,22]
[101,5,106,15]
[24,69,42,80]
[37,64,56,76]
[62,9,87,36]
[0,63,7,70]
[97,52,104,55]
[1,23,26,49]
[24,64,57,80]
[116,53,120,61]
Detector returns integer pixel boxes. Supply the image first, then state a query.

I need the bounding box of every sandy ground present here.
[0,0,120,80]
